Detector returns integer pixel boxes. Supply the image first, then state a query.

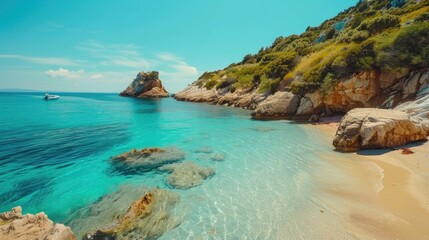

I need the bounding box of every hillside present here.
[175,0,429,120]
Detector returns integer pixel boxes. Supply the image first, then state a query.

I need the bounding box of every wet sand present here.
[306,120,429,240]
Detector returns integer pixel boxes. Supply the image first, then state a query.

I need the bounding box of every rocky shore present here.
[175,69,429,121]
[0,206,75,240]
[175,68,429,151]
[120,71,169,98]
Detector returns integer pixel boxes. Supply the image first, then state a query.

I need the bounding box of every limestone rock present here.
[72,186,180,240]
[402,71,421,99]
[251,91,300,119]
[0,207,75,240]
[159,161,215,189]
[120,71,169,98]
[325,71,379,113]
[333,108,429,152]
[112,147,185,173]
[174,85,218,103]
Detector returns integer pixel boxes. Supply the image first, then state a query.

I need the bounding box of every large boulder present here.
[0,206,75,240]
[251,91,300,119]
[333,108,429,152]
[120,71,169,98]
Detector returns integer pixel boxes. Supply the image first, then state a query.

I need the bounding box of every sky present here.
[0,0,358,93]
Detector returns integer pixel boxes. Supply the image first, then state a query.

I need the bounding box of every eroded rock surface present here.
[159,161,215,189]
[333,108,429,152]
[68,186,180,240]
[0,206,75,240]
[176,68,429,121]
[251,91,300,119]
[120,71,169,98]
[112,147,185,172]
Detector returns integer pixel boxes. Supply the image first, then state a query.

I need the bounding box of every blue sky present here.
[0,0,358,93]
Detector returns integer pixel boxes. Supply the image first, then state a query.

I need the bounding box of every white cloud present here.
[37,22,64,32]
[90,74,103,79]
[156,52,181,62]
[77,41,151,69]
[0,54,82,66]
[172,63,198,76]
[45,68,84,79]
[156,52,198,77]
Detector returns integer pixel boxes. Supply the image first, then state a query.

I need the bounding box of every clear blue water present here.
[0,92,336,239]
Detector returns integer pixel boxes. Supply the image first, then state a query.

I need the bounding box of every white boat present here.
[44,93,60,100]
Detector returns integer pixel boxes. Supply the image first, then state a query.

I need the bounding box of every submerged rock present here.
[333,108,429,152]
[211,153,225,161]
[159,161,215,189]
[0,206,75,240]
[68,186,180,240]
[194,146,213,154]
[111,147,185,172]
[120,71,169,98]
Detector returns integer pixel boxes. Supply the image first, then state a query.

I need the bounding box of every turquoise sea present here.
[0,92,344,239]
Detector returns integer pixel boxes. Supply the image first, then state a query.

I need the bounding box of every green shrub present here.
[358,15,400,35]
[204,79,218,90]
[376,22,429,68]
[321,73,337,95]
[216,77,237,90]
[235,74,254,89]
[261,51,297,78]
[415,12,429,22]
[258,76,281,93]
[351,30,369,43]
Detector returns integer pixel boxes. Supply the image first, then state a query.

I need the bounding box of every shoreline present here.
[306,121,429,239]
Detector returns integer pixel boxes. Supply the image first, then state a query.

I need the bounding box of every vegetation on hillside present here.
[196,0,429,95]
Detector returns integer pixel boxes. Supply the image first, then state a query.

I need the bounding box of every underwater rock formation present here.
[193,146,213,154]
[120,71,169,98]
[0,206,75,240]
[111,147,185,173]
[159,161,215,189]
[211,153,225,161]
[333,108,429,152]
[68,185,180,240]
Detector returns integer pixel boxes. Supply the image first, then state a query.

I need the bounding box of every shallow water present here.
[0,92,345,239]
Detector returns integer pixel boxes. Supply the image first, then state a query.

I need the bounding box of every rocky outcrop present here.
[176,68,429,121]
[111,147,185,173]
[333,108,429,152]
[120,71,169,98]
[0,206,75,240]
[251,91,300,119]
[158,161,215,189]
[69,186,180,240]
[174,84,269,109]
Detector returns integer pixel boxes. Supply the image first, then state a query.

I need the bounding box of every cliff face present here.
[120,71,169,98]
[175,68,429,120]
[175,0,429,121]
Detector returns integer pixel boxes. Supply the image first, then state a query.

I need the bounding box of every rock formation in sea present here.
[333,108,429,152]
[120,71,169,98]
[0,206,75,240]
[111,147,185,173]
[68,185,180,239]
[159,161,215,189]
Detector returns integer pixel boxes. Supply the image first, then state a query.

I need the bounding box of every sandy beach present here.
[307,120,429,240]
